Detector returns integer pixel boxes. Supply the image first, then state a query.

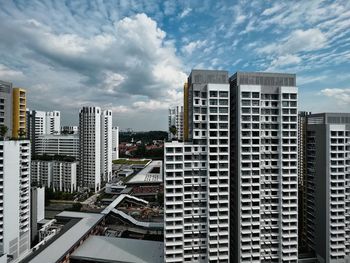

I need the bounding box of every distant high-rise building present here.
[305,113,350,263]
[168,106,183,141]
[164,70,230,262]
[0,140,31,261]
[101,110,113,183]
[79,106,101,192]
[26,110,61,155]
[229,72,298,262]
[45,111,60,135]
[31,160,77,192]
[61,125,78,134]
[0,80,13,137]
[79,107,112,192]
[112,127,119,160]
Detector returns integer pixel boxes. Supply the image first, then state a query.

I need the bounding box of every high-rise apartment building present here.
[164,70,230,262]
[101,110,112,182]
[0,140,31,261]
[112,126,119,160]
[45,111,60,135]
[26,110,61,155]
[304,113,350,263]
[168,106,184,141]
[79,106,101,192]
[0,81,27,139]
[229,72,298,262]
[31,160,78,192]
[12,88,26,139]
[79,106,112,192]
[0,80,13,137]
[298,111,311,251]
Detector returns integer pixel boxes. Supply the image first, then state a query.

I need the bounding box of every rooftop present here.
[24,212,104,263]
[70,236,163,263]
[126,160,163,184]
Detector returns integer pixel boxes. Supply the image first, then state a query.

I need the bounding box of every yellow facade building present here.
[12,88,26,138]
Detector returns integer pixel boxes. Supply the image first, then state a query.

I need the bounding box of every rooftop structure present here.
[126,160,163,184]
[23,212,105,263]
[70,236,163,263]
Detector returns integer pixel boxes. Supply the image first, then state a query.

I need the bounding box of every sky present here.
[0,0,349,131]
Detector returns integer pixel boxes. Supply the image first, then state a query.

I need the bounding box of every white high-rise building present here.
[168,106,184,141]
[0,80,13,137]
[164,70,230,262]
[79,106,101,192]
[27,110,61,155]
[229,72,298,262]
[0,140,31,262]
[79,106,112,192]
[45,111,60,135]
[112,127,119,160]
[305,113,350,263]
[101,110,112,182]
[31,160,77,192]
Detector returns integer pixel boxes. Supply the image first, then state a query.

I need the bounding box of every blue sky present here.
[0,0,349,130]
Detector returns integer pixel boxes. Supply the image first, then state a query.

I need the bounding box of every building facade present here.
[45,111,60,135]
[305,113,350,263]
[0,140,31,262]
[168,106,184,141]
[101,110,112,183]
[164,70,230,262]
[26,110,60,155]
[12,88,26,139]
[112,127,119,160]
[35,134,79,159]
[230,72,298,262]
[0,80,13,138]
[31,160,77,192]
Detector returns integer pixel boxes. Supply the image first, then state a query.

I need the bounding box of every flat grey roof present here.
[26,212,104,263]
[127,161,163,184]
[70,236,164,263]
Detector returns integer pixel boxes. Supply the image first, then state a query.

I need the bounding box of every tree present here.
[71,202,82,211]
[18,128,26,138]
[0,125,8,140]
[169,125,177,136]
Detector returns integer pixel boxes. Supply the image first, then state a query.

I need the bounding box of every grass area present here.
[113,158,150,165]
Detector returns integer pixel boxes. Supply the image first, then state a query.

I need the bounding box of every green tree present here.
[18,128,26,138]
[169,125,177,136]
[0,125,8,140]
[71,202,82,211]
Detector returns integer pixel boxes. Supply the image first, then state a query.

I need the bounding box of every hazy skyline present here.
[0,0,349,130]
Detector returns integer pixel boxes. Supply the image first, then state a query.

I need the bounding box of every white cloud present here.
[179,8,192,18]
[257,28,327,55]
[321,88,350,105]
[269,54,301,69]
[261,3,284,16]
[181,40,207,54]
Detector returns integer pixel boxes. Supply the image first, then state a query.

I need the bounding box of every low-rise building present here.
[35,134,79,159]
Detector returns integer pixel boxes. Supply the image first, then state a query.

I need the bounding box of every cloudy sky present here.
[0,0,349,130]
